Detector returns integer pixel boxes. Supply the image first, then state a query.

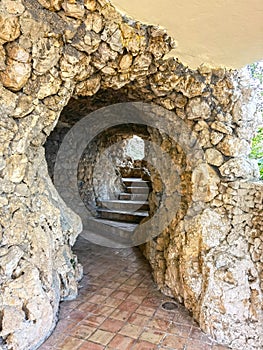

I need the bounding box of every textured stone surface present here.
[0,1,262,350]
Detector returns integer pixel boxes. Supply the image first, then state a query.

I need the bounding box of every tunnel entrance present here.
[44,90,192,248]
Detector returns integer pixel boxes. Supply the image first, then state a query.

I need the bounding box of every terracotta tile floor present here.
[39,236,229,350]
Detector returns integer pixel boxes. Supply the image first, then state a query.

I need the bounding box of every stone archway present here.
[0,1,262,349]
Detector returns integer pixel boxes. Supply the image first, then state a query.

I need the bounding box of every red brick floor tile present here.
[136,305,156,317]
[118,300,139,313]
[162,334,187,349]
[154,308,176,321]
[65,299,83,309]
[119,271,133,278]
[132,340,157,350]
[82,315,106,327]
[58,307,73,319]
[118,283,137,293]
[146,317,171,332]
[77,302,99,313]
[110,308,133,321]
[186,339,213,350]
[88,294,107,304]
[110,290,129,300]
[105,281,121,289]
[131,287,149,296]
[39,239,221,350]
[43,332,66,347]
[54,319,76,334]
[119,323,143,339]
[56,336,84,350]
[78,341,104,350]
[168,322,192,337]
[128,313,150,327]
[91,305,114,317]
[69,324,95,340]
[125,278,141,287]
[114,276,129,284]
[65,310,87,323]
[108,334,135,350]
[88,329,115,346]
[127,293,146,303]
[141,297,161,308]
[97,287,114,296]
[103,297,123,308]
[139,329,165,344]
[99,318,125,332]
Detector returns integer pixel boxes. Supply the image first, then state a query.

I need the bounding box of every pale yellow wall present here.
[111,0,263,69]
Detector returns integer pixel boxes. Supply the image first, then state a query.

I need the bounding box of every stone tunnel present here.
[0,1,262,349]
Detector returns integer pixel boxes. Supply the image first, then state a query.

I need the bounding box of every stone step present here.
[122,178,151,188]
[126,186,150,194]
[90,218,137,232]
[99,199,149,211]
[118,193,148,201]
[86,218,136,246]
[97,208,149,223]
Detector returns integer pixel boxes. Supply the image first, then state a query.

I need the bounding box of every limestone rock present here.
[0,15,20,44]
[4,154,28,183]
[172,93,188,108]
[0,84,18,116]
[37,0,63,11]
[74,74,101,96]
[200,209,230,249]
[119,54,133,71]
[1,0,25,15]
[84,0,97,11]
[0,44,6,71]
[186,97,211,120]
[147,35,171,60]
[173,75,206,98]
[1,307,25,337]
[0,58,31,91]
[0,195,8,207]
[219,158,260,180]
[102,24,123,53]
[85,12,104,33]
[36,72,62,99]
[210,131,224,145]
[211,121,232,134]
[121,23,147,55]
[32,38,62,75]
[0,245,24,278]
[217,135,250,157]
[205,148,224,166]
[6,43,30,64]
[133,53,152,72]
[62,1,85,19]
[12,94,34,118]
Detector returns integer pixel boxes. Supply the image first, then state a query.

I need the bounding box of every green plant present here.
[250,127,263,178]
[247,61,263,179]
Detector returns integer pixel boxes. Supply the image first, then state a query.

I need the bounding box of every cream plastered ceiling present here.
[111,0,263,69]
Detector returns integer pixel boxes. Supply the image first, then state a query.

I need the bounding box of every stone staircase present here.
[97,177,151,224]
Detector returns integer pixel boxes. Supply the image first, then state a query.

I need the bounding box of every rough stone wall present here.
[77,127,139,212]
[0,0,262,349]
